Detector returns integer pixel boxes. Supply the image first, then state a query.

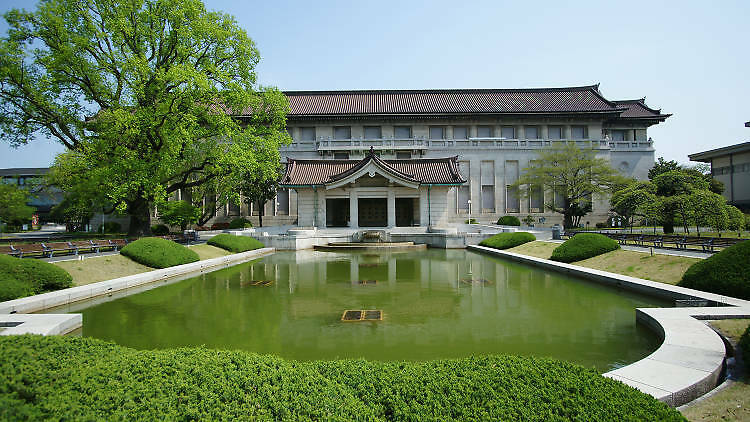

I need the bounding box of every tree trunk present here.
[257,201,264,227]
[127,198,152,237]
[563,213,574,230]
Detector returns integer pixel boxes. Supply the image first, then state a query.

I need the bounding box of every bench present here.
[0,245,20,257]
[42,242,79,257]
[12,243,49,258]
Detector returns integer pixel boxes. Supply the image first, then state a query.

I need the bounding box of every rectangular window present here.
[364,126,382,139]
[300,127,316,141]
[481,160,495,212]
[333,126,351,140]
[477,126,493,138]
[429,126,445,140]
[505,160,519,213]
[571,126,588,139]
[333,152,349,160]
[277,189,289,215]
[453,126,468,139]
[396,151,411,159]
[548,126,563,140]
[611,130,626,141]
[394,126,412,138]
[500,126,515,139]
[530,185,543,212]
[524,126,539,139]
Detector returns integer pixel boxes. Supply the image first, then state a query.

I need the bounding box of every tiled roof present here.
[282,85,624,116]
[281,150,465,186]
[611,99,671,120]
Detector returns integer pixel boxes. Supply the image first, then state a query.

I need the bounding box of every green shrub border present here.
[0,255,73,301]
[120,237,199,269]
[207,234,264,253]
[678,241,750,300]
[479,232,536,250]
[497,216,521,226]
[550,233,620,263]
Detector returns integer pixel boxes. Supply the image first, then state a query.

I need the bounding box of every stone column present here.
[387,190,396,227]
[419,188,429,227]
[349,190,358,228]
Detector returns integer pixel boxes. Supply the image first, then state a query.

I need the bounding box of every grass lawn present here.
[505,241,701,284]
[680,319,750,422]
[53,244,231,286]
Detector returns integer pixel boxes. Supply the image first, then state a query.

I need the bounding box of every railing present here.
[279,137,653,151]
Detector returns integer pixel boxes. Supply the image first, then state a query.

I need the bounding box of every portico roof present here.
[281,148,465,188]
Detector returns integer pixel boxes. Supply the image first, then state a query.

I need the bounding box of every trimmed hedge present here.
[678,241,750,300]
[0,335,684,421]
[497,216,521,226]
[550,233,620,263]
[207,234,264,253]
[120,237,199,269]
[228,217,253,229]
[739,323,750,367]
[0,255,73,301]
[479,232,536,250]
[151,224,170,235]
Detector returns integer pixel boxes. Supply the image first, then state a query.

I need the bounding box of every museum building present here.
[241,85,670,228]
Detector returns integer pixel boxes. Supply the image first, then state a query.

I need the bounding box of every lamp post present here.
[467,199,472,216]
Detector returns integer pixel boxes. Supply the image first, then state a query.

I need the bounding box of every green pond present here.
[57,249,669,371]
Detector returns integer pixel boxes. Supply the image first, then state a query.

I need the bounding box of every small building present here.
[280,148,465,227]
[689,141,750,212]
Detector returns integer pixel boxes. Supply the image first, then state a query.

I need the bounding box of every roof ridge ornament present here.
[368,145,375,156]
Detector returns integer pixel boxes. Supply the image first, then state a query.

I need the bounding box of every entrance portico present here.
[281,148,465,228]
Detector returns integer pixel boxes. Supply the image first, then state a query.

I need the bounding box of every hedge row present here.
[740,323,750,368]
[678,241,750,300]
[550,233,620,263]
[120,237,199,269]
[479,232,536,250]
[228,217,253,229]
[207,234,264,253]
[0,255,73,301]
[496,215,521,226]
[0,335,683,421]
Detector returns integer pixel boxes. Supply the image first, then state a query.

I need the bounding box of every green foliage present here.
[551,233,620,263]
[228,217,253,229]
[0,255,73,300]
[99,221,121,233]
[678,241,750,300]
[648,157,681,180]
[0,335,684,421]
[158,201,201,231]
[0,183,34,226]
[610,180,656,227]
[464,218,478,224]
[522,215,535,226]
[516,144,623,229]
[479,232,536,250]
[150,224,170,235]
[726,206,745,235]
[1,0,290,235]
[497,216,521,226]
[207,234,264,253]
[120,238,199,269]
[239,169,282,228]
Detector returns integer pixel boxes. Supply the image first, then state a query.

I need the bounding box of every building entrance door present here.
[395,198,416,226]
[358,198,387,227]
[326,198,350,227]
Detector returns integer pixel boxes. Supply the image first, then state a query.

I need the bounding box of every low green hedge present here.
[0,335,683,421]
[120,237,199,269]
[739,324,750,370]
[497,216,521,226]
[228,217,253,229]
[678,241,750,300]
[0,255,73,301]
[550,233,620,263]
[207,234,264,253]
[479,232,536,250]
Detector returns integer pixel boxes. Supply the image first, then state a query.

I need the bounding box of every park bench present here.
[13,243,48,258]
[70,240,100,254]
[90,239,116,252]
[0,245,20,257]
[108,239,128,250]
[42,242,79,257]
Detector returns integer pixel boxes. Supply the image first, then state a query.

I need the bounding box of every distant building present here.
[689,142,750,212]
[0,167,62,222]
[265,85,670,228]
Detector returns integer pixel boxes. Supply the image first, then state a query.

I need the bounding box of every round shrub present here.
[739,323,750,366]
[0,275,35,301]
[479,232,536,250]
[151,224,170,235]
[550,233,620,263]
[0,335,684,421]
[228,217,253,229]
[678,241,750,300]
[120,237,199,269]
[497,216,521,226]
[207,234,264,253]
[0,254,73,295]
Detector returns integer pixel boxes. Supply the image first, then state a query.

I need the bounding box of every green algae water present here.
[58,249,668,371]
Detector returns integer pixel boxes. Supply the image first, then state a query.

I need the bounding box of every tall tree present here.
[515,143,623,229]
[240,168,281,228]
[610,180,656,231]
[648,157,681,180]
[651,169,709,233]
[0,0,290,235]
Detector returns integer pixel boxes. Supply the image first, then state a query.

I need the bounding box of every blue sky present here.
[1,0,748,168]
